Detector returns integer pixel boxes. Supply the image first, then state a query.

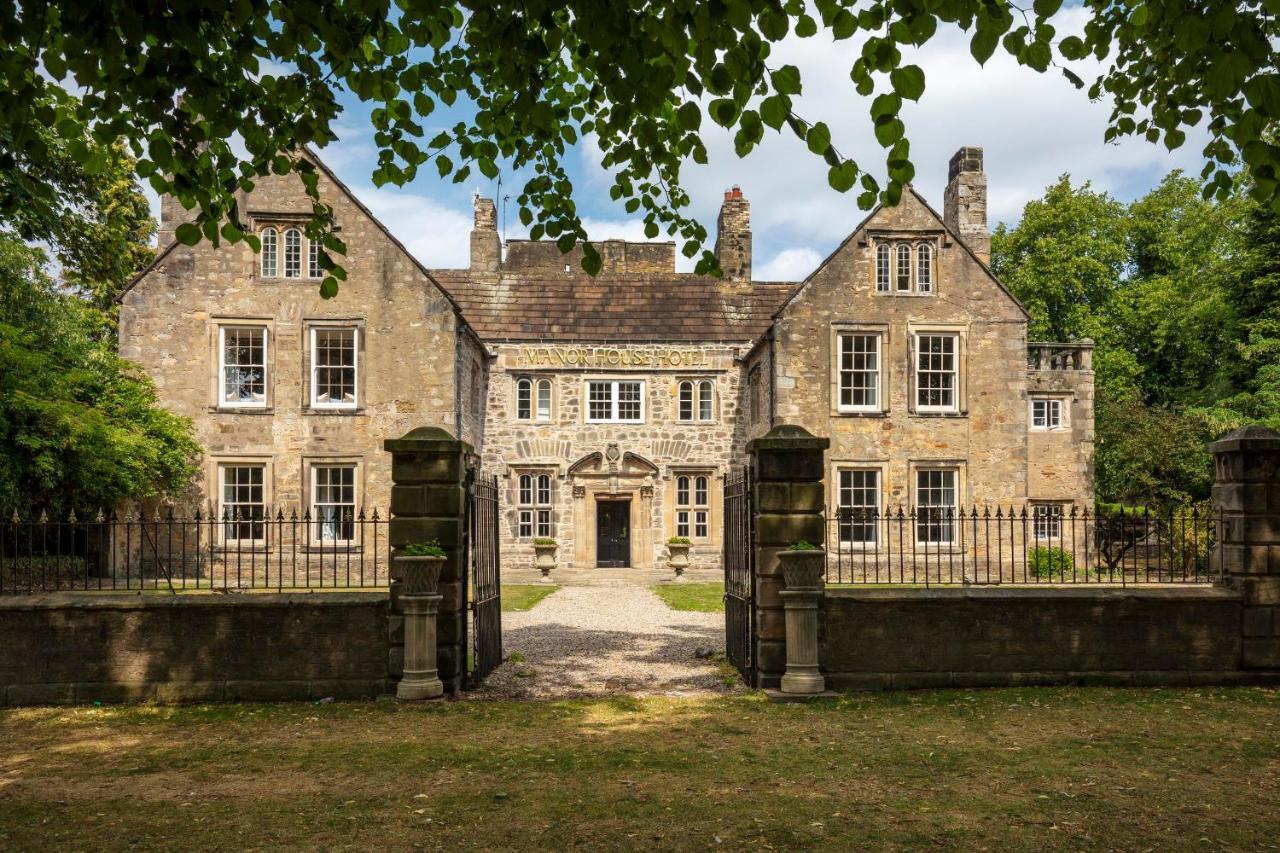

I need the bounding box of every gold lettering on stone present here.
[514,346,705,368]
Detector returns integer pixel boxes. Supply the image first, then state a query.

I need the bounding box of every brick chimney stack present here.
[943,147,990,264]
[715,185,752,280]
[470,196,500,271]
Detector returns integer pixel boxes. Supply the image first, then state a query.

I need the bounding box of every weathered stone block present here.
[388,517,462,548]
[1243,607,1275,638]
[755,513,825,547]
[1243,638,1280,669]
[390,484,465,517]
[391,453,462,486]
[5,682,75,706]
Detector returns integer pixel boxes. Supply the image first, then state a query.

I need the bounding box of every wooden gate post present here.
[1208,425,1280,670]
[748,425,830,690]
[384,427,472,695]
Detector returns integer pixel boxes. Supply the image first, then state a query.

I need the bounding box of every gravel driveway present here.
[473,584,739,700]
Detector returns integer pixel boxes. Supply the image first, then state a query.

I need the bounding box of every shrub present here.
[787,540,821,551]
[667,536,691,545]
[533,537,556,546]
[1029,546,1075,579]
[401,541,445,558]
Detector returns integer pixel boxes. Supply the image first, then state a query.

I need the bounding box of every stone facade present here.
[122,145,1094,573]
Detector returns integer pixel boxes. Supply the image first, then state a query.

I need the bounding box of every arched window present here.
[515,377,532,420]
[260,228,278,278]
[678,380,695,421]
[308,237,323,278]
[697,380,714,421]
[283,228,302,278]
[535,378,552,421]
[875,244,891,292]
[916,243,933,292]
[675,474,711,538]
[517,472,553,537]
[896,244,912,291]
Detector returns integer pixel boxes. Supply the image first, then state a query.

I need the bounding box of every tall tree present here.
[0,0,1277,289]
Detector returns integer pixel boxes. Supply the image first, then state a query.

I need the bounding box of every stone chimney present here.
[470,196,500,271]
[715,185,751,280]
[944,147,990,264]
[157,191,193,250]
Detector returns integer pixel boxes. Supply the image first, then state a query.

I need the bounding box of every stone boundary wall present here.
[820,586,1275,689]
[0,593,390,706]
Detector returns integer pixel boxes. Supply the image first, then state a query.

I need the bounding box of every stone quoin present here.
[119,145,1094,572]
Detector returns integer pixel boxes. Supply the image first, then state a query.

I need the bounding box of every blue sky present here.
[170,15,1214,281]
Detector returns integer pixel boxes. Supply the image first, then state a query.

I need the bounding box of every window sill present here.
[300,544,365,554]
[874,291,935,297]
[304,407,365,416]
[911,410,968,419]
[252,275,324,284]
[1029,427,1070,433]
[833,410,888,418]
[210,406,274,415]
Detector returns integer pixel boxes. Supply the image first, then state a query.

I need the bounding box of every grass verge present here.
[0,688,1276,850]
[651,581,724,612]
[502,584,560,612]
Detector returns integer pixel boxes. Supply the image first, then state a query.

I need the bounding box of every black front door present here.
[596,500,631,568]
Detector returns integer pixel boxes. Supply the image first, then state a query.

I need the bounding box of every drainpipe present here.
[768,326,777,430]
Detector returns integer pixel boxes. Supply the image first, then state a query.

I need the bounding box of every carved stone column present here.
[778,548,826,694]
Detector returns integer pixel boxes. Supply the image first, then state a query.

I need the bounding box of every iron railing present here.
[1,508,390,594]
[825,505,1223,586]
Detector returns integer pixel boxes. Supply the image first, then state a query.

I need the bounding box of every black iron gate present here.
[462,470,502,688]
[723,465,756,686]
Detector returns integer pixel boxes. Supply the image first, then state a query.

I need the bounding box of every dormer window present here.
[283,228,302,278]
[874,239,937,294]
[260,228,278,278]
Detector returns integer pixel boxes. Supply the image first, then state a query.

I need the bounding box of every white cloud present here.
[350,184,473,268]
[756,247,823,282]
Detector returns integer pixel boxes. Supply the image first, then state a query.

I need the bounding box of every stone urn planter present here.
[394,547,446,701]
[776,545,826,695]
[533,539,557,580]
[667,538,691,578]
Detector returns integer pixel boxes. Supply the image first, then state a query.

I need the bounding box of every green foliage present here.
[532,537,556,546]
[2,0,1277,290]
[787,540,821,551]
[993,169,1280,507]
[0,235,200,515]
[401,541,446,558]
[667,536,691,545]
[1027,546,1074,580]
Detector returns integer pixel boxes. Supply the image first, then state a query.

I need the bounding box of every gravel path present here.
[473,584,738,700]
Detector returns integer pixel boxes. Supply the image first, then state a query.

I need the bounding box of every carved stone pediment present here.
[567,448,659,478]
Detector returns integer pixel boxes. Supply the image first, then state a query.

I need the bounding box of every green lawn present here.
[651,581,724,612]
[0,689,1276,850]
[502,584,559,611]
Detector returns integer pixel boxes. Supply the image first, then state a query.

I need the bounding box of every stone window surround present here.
[829,322,889,417]
[1029,394,1071,431]
[908,323,968,417]
[908,459,967,550]
[869,232,942,297]
[513,375,555,423]
[1030,500,1072,541]
[303,319,365,414]
[300,454,366,550]
[669,467,716,542]
[676,377,717,423]
[829,460,888,550]
[209,454,274,550]
[209,317,275,413]
[582,376,646,424]
[510,467,558,540]
[250,214,333,282]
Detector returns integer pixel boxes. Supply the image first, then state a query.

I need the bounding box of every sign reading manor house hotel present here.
[119,144,1094,575]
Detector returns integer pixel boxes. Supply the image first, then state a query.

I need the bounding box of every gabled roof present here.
[116,147,464,317]
[768,186,1030,322]
[432,268,795,343]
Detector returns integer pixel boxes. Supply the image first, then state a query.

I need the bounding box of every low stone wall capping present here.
[0,592,390,706]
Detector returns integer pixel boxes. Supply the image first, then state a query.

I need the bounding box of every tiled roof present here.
[432,269,794,343]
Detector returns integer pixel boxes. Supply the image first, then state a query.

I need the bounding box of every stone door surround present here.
[569,445,658,569]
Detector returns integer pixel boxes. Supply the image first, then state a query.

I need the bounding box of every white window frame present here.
[916,243,933,293]
[310,463,357,544]
[675,473,711,540]
[837,468,880,545]
[308,236,323,279]
[218,463,266,545]
[697,380,714,422]
[260,227,278,278]
[837,332,882,413]
[309,326,358,409]
[1030,397,1066,430]
[1032,503,1064,540]
[218,325,268,409]
[895,243,912,292]
[875,243,891,292]
[914,333,959,413]
[678,380,695,422]
[515,377,532,420]
[678,379,715,422]
[535,378,553,421]
[915,468,958,545]
[283,227,302,279]
[517,473,554,538]
[585,379,645,423]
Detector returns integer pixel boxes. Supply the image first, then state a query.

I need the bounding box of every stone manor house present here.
[119,146,1095,572]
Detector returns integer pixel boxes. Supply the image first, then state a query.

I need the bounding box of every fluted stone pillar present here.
[778,549,826,694]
